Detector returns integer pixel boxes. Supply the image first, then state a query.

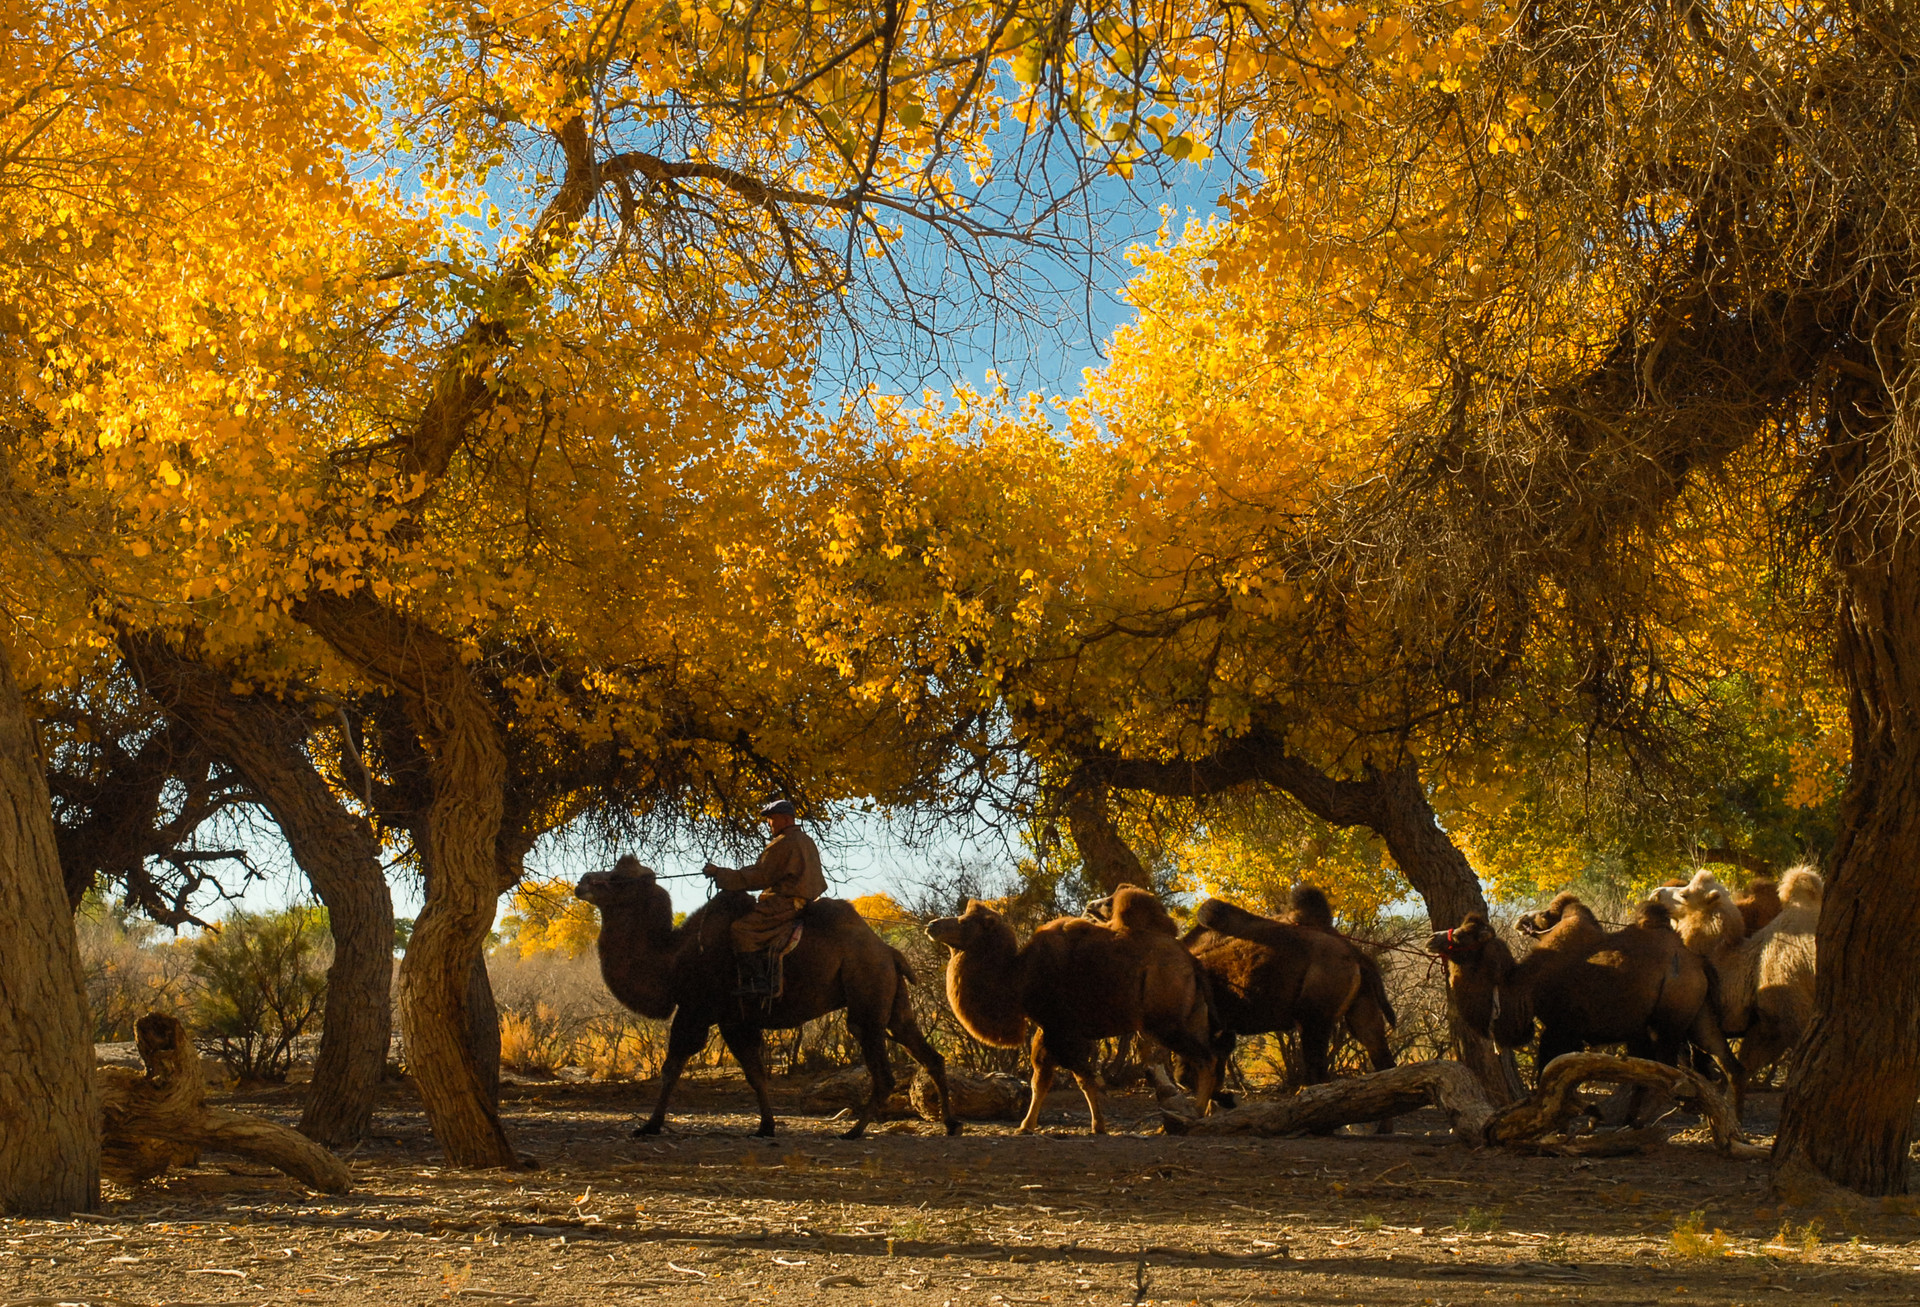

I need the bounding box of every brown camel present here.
[575,857,956,1139]
[925,886,1220,1134]
[1734,877,1783,937]
[1180,893,1397,1086]
[1655,867,1820,1080]
[1430,898,1742,1111]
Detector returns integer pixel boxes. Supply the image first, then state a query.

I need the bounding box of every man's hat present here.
[759,799,798,819]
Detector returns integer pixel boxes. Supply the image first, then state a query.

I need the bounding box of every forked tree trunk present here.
[299,593,516,1168]
[1775,395,1920,1197]
[0,643,100,1214]
[120,635,395,1148]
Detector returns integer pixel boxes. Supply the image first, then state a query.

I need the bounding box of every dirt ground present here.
[9,1074,1920,1307]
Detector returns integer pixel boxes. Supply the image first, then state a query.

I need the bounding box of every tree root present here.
[1154,1052,1765,1159]
[98,1013,354,1193]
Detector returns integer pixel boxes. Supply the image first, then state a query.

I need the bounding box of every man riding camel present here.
[702,800,826,1000]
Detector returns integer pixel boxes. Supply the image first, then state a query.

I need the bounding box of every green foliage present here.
[190,907,331,1083]
[1455,1206,1503,1233]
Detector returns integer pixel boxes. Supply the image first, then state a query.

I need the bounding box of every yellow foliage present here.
[495,879,603,960]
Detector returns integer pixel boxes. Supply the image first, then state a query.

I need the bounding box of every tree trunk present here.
[0,643,100,1214]
[467,948,501,1111]
[1363,763,1525,1104]
[1064,787,1150,896]
[298,593,516,1168]
[1775,388,1920,1197]
[120,634,395,1148]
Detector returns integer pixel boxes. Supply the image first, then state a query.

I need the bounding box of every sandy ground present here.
[8,1074,1920,1307]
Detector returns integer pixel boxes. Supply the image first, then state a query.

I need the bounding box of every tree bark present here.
[0,641,100,1214]
[1775,383,1920,1197]
[120,634,395,1148]
[1064,786,1150,895]
[298,592,516,1168]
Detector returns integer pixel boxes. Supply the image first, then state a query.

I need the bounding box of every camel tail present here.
[887,944,919,986]
[1359,952,1397,1028]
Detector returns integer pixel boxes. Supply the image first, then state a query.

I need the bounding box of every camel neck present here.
[595,899,678,1021]
[947,930,1027,1049]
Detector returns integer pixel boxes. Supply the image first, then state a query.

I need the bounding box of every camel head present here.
[1428,912,1502,962]
[926,898,1021,954]
[1516,891,1592,938]
[1678,869,1733,913]
[574,855,665,910]
[1429,912,1519,1040]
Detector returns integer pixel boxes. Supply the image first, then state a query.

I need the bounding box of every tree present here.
[0,638,99,1214]
[1105,0,1920,1195]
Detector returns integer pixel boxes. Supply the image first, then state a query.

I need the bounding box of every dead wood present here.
[1150,1061,1494,1140]
[1154,1053,1765,1159]
[912,1069,1027,1122]
[1483,1052,1764,1158]
[97,1013,354,1192]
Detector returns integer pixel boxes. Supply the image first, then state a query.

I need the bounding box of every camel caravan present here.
[574,811,1821,1145]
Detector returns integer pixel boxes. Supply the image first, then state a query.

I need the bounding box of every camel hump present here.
[1288,885,1335,931]
[1108,885,1178,935]
[1778,866,1824,909]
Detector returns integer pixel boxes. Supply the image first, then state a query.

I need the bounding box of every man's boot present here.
[734,950,775,1000]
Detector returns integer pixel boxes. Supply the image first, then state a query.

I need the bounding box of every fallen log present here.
[1151,1060,1495,1140]
[911,1069,1027,1122]
[1154,1052,1765,1159]
[98,1013,353,1193]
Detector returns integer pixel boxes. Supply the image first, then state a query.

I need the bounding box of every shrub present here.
[488,947,671,1079]
[75,892,195,1041]
[190,907,331,1082]
[1669,1211,1730,1259]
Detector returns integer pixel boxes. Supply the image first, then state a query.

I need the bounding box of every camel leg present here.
[836,1015,894,1142]
[1018,1030,1057,1135]
[886,995,960,1136]
[1346,996,1398,1133]
[715,1022,777,1137]
[1067,1069,1107,1135]
[1179,1031,1237,1110]
[1297,1014,1336,1086]
[636,1012,710,1137]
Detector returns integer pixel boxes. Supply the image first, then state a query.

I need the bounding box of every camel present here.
[1430,897,1742,1112]
[1180,893,1397,1086]
[925,886,1220,1134]
[575,857,957,1139]
[1735,877,1783,936]
[1655,867,1821,1080]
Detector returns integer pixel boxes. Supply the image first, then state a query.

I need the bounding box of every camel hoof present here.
[754,1123,776,1139]
[945,1120,963,1136]
[632,1121,664,1138]
[838,1124,868,1141]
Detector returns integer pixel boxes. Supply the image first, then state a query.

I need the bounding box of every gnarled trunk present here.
[1775,390,1920,1197]
[120,634,395,1148]
[0,643,100,1214]
[300,593,516,1169]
